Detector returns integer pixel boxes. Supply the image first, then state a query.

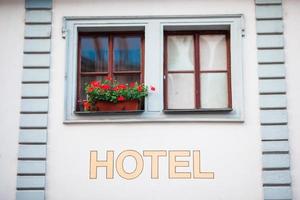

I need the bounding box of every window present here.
[63,15,244,122]
[76,32,144,111]
[164,31,232,111]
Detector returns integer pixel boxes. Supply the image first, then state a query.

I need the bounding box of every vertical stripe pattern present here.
[17,0,52,199]
[255,0,293,199]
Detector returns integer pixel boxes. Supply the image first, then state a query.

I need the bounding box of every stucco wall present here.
[5,0,300,200]
[284,0,300,199]
[0,0,24,199]
[46,0,263,200]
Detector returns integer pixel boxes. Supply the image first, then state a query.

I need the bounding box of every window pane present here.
[167,35,194,71]
[113,36,141,71]
[200,73,228,108]
[114,74,140,84]
[80,36,108,72]
[200,35,227,71]
[80,76,104,100]
[167,73,195,109]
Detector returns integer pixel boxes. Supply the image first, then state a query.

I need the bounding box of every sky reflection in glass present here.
[113,36,141,71]
[80,36,109,72]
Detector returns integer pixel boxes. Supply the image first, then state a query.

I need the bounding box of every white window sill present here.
[64,109,244,124]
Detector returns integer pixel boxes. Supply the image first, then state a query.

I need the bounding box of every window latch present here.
[62,27,67,39]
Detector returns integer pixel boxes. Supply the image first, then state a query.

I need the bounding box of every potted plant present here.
[82,77,155,112]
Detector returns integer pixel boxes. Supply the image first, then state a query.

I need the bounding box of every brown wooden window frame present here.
[163,30,232,112]
[76,31,145,111]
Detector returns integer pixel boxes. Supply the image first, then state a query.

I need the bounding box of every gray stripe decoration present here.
[17,0,52,200]
[255,0,293,199]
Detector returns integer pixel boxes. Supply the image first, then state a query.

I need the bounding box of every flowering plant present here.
[83,77,155,111]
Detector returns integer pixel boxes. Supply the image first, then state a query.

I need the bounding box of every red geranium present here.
[87,87,94,93]
[84,78,153,105]
[117,96,125,101]
[129,82,136,88]
[112,87,119,91]
[90,80,100,87]
[137,85,143,92]
[105,76,113,81]
[83,101,91,111]
[101,84,110,90]
[117,84,127,90]
[150,85,155,91]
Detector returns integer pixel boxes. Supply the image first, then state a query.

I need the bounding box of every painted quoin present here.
[0,0,300,200]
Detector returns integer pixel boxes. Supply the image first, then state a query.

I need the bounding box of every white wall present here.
[283,0,300,199]
[0,0,24,199]
[2,1,300,200]
[46,0,263,200]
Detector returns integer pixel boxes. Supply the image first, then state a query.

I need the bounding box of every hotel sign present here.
[89,150,214,180]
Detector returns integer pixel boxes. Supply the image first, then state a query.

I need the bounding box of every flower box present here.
[94,100,139,112]
[82,77,155,112]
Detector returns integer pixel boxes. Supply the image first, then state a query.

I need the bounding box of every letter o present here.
[116,150,144,180]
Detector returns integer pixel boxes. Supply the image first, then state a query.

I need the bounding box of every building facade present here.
[0,0,300,199]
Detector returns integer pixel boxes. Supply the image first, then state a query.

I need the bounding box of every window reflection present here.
[114,74,140,84]
[113,36,141,71]
[80,36,108,72]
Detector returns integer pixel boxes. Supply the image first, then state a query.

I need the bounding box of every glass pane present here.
[167,73,195,109]
[167,35,194,71]
[200,35,227,71]
[114,74,140,84]
[113,36,141,71]
[200,73,228,108]
[80,76,104,100]
[80,36,108,72]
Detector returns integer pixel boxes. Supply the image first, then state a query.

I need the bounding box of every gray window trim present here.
[63,15,245,123]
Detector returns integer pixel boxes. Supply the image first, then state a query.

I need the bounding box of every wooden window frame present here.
[163,30,232,112]
[76,31,145,111]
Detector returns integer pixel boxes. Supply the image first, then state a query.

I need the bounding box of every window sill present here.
[64,108,243,124]
[164,108,233,114]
